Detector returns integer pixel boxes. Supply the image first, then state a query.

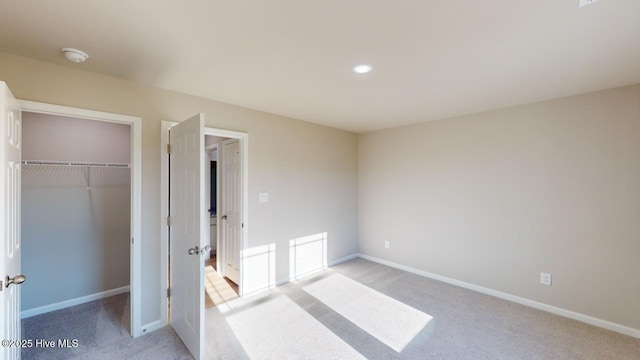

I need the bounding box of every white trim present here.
[357,254,640,339]
[328,253,359,267]
[130,115,142,337]
[275,253,359,287]
[20,286,130,319]
[160,121,249,327]
[160,121,171,327]
[18,101,139,125]
[19,100,143,337]
[139,319,165,336]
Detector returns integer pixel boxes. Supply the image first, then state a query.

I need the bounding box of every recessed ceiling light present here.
[61,48,89,63]
[353,64,373,74]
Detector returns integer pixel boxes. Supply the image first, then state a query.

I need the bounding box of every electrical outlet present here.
[384,241,390,249]
[258,192,269,203]
[540,272,552,286]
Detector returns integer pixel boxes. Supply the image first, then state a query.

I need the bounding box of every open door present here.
[1,82,23,360]
[221,139,241,285]
[169,114,205,359]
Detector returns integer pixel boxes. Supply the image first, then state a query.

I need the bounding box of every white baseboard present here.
[139,319,165,337]
[250,254,360,295]
[328,253,359,267]
[21,286,130,319]
[357,254,640,339]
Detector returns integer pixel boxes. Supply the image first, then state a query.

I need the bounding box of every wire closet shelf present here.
[21,160,130,168]
[21,160,131,190]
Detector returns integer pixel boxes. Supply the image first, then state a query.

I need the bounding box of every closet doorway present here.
[17,101,143,339]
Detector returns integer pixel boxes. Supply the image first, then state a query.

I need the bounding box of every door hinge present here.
[167,143,172,154]
[131,237,134,244]
[167,288,171,298]
[0,280,3,291]
[167,216,172,226]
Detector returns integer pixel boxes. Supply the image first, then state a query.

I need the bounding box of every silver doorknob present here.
[188,246,200,255]
[200,245,211,255]
[6,274,26,288]
[221,215,228,220]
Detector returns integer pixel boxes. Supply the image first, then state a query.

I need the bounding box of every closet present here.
[20,112,131,318]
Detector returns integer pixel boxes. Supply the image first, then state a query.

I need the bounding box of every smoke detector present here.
[61,48,89,63]
[579,0,598,7]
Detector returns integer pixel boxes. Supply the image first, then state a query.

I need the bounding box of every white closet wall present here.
[21,112,131,313]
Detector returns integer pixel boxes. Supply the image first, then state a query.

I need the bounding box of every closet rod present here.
[21,160,130,168]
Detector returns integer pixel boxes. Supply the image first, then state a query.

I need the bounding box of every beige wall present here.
[0,52,359,326]
[22,112,131,163]
[359,84,640,330]
[6,49,637,333]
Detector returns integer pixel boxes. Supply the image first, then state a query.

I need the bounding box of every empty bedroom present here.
[0,0,639,359]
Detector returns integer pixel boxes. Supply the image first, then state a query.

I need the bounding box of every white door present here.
[169,114,205,360]
[221,139,241,285]
[0,82,23,360]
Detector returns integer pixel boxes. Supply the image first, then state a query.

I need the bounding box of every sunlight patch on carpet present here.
[225,296,365,359]
[303,273,432,352]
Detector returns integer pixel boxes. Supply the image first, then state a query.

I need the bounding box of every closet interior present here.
[20,112,131,324]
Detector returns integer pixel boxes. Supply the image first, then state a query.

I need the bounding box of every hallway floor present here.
[205,256,239,308]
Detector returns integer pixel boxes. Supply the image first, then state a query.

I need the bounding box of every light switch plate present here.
[259,192,269,203]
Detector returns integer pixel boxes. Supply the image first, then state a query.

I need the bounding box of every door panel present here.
[1,82,22,360]
[169,114,205,360]
[221,139,241,284]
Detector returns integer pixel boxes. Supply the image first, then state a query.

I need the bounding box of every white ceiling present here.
[1,1,639,132]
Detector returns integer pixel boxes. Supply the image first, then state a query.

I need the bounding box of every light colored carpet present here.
[223,295,365,360]
[303,272,432,352]
[21,293,191,360]
[205,258,640,359]
[21,259,640,359]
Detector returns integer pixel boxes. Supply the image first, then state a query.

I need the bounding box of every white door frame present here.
[18,100,144,337]
[160,121,248,323]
